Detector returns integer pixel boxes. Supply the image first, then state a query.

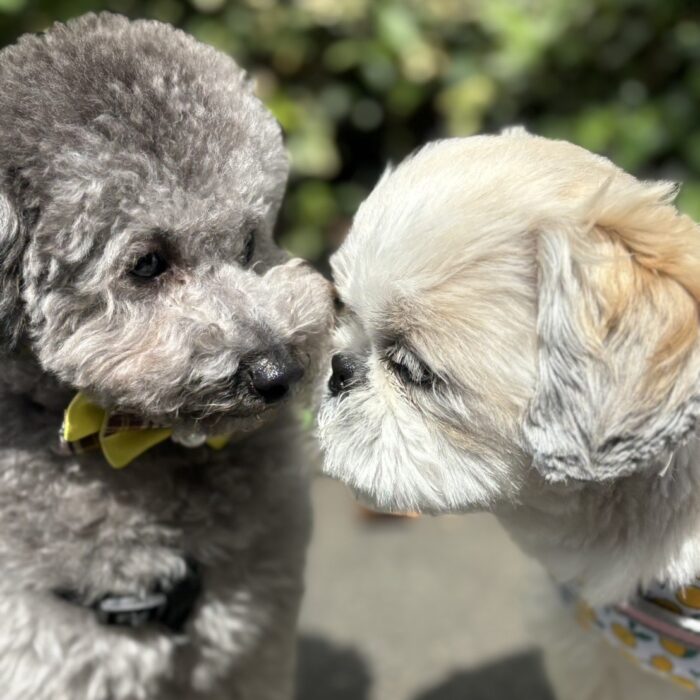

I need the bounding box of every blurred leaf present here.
[280,225,326,260]
[319,83,353,120]
[271,36,309,75]
[189,0,225,13]
[358,46,397,91]
[613,106,666,170]
[376,3,422,53]
[437,74,496,135]
[297,0,368,26]
[678,182,700,221]
[187,17,236,52]
[386,80,425,116]
[266,92,302,131]
[686,133,700,173]
[336,182,368,215]
[149,0,185,23]
[572,106,616,154]
[323,39,362,72]
[287,112,340,177]
[350,97,383,130]
[0,0,27,13]
[293,181,336,226]
[376,2,439,82]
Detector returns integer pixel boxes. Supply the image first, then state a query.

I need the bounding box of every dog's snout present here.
[329,353,359,397]
[246,352,304,404]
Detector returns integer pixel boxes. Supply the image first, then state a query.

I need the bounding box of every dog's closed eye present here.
[332,291,345,314]
[386,346,434,387]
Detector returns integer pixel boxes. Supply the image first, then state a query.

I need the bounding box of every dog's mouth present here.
[349,485,419,516]
[154,398,280,442]
[168,417,257,447]
[81,393,281,450]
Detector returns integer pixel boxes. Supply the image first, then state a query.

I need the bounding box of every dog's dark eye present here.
[241,228,256,266]
[130,252,168,279]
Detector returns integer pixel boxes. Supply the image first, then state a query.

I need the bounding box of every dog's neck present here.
[495,440,700,606]
[0,350,72,415]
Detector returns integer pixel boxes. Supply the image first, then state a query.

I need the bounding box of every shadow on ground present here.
[413,650,555,700]
[296,636,554,700]
[296,635,373,700]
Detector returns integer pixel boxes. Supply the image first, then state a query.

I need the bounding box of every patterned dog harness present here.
[564,581,700,692]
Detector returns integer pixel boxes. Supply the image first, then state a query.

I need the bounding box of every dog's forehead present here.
[118,207,248,251]
[1,13,288,246]
[333,133,620,294]
[39,177,263,266]
[331,133,617,356]
[127,184,263,236]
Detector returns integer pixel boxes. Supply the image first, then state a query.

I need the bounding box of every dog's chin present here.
[342,479,487,517]
[321,451,432,515]
[168,403,280,443]
[347,482,474,516]
[349,485,387,512]
[168,417,258,447]
[320,420,502,516]
[349,486,420,515]
[116,393,285,445]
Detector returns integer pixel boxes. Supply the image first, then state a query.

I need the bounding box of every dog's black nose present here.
[247,353,304,404]
[328,353,359,397]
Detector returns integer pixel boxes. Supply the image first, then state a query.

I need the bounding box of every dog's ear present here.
[0,190,26,348]
[524,178,700,482]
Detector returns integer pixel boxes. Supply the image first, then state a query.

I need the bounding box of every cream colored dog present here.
[318,129,700,700]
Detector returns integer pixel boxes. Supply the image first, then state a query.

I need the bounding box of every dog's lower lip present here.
[178,403,276,424]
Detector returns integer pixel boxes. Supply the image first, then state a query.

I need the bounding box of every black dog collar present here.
[55,558,202,634]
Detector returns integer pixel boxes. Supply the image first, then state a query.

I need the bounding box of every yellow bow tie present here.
[60,393,230,469]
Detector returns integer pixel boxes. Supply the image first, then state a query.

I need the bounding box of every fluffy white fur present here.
[319,129,700,699]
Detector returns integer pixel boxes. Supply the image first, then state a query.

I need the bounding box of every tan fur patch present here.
[588,215,699,401]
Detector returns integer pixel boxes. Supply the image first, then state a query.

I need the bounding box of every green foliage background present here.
[1,0,699,264]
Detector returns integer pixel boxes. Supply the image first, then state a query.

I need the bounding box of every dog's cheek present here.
[319,378,520,513]
[36,302,188,408]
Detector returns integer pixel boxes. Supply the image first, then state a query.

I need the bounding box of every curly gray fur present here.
[0,13,333,700]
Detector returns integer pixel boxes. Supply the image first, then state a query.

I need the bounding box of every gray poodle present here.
[0,13,333,700]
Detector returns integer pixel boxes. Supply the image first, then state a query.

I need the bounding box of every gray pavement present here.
[297,477,555,700]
